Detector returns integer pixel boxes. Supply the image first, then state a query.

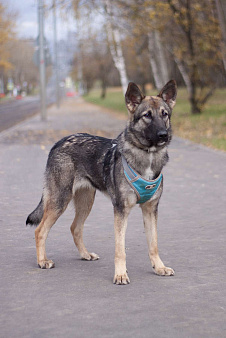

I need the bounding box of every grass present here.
[84,87,226,151]
[84,88,127,114]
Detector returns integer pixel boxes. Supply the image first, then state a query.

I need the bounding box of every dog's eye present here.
[144,111,152,118]
[162,110,168,117]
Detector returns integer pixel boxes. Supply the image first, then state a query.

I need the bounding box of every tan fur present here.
[145,96,161,109]
[71,187,99,261]
[141,198,174,276]
[35,207,57,269]
[113,210,130,284]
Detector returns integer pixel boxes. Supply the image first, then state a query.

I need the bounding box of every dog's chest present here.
[142,151,165,180]
[143,153,155,180]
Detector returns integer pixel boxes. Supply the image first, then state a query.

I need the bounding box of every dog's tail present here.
[26,197,44,226]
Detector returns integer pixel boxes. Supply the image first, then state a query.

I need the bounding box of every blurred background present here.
[0,0,225,149]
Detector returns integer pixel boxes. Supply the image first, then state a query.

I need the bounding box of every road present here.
[0,87,56,132]
[0,98,226,337]
[0,96,41,132]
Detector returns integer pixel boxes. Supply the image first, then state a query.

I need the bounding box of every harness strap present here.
[121,155,137,180]
[122,155,163,204]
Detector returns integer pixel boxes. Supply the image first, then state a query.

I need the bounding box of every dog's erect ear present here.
[158,80,177,109]
[125,82,145,114]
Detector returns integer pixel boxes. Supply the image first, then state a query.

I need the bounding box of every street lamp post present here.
[38,0,46,121]
[53,0,60,108]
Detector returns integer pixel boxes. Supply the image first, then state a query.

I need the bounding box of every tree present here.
[110,0,170,90]
[0,2,16,92]
[71,33,115,96]
[58,0,129,94]
[59,0,225,113]
[215,0,226,72]
[119,0,224,113]
[165,0,223,113]
[147,30,169,90]
[110,0,225,113]
[104,0,129,94]
[7,39,39,93]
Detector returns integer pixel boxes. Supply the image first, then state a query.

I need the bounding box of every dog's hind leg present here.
[70,187,99,261]
[35,192,72,269]
[35,208,59,269]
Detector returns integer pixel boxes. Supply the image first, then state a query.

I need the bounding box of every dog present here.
[26,80,177,285]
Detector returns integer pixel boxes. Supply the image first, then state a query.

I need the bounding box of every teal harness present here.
[122,156,163,204]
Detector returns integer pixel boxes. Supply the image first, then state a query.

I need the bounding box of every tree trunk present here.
[174,56,205,114]
[215,0,226,72]
[173,56,192,96]
[154,30,169,84]
[75,9,84,95]
[101,69,107,99]
[186,0,201,114]
[167,0,217,114]
[101,83,106,99]
[190,96,201,114]
[105,0,128,94]
[148,31,164,90]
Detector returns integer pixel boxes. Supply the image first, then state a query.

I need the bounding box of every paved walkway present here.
[0,97,226,337]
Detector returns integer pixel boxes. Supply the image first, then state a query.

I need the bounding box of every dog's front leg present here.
[113,208,130,285]
[141,201,174,276]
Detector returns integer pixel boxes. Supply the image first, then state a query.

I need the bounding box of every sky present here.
[3,0,75,41]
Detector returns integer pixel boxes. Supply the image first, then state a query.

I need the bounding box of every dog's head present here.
[125,80,177,151]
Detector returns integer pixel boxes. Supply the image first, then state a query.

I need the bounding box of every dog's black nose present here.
[157,130,168,141]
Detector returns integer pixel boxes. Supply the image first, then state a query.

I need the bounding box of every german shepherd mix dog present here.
[27,80,177,285]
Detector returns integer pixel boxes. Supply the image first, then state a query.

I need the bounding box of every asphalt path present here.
[0,98,226,338]
[0,88,56,132]
[0,97,40,132]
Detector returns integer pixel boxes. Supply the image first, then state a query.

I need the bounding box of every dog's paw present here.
[38,259,55,269]
[113,273,130,285]
[81,252,99,261]
[154,266,175,276]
